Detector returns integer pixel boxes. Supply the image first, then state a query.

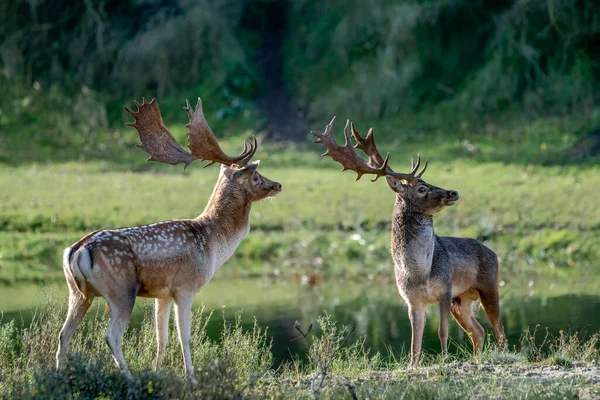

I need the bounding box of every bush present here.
[0,297,272,399]
[1,297,600,398]
[0,0,257,99]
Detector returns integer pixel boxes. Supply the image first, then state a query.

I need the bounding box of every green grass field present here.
[1,109,599,285]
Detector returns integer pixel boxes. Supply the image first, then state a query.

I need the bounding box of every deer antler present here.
[183,98,256,167]
[314,117,428,184]
[125,98,196,168]
[124,98,257,169]
[350,122,389,171]
[312,117,390,182]
[350,122,427,182]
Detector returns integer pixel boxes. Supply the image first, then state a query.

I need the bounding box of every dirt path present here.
[276,361,600,399]
[250,2,308,142]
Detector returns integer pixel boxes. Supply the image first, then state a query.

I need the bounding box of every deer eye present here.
[253,173,260,183]
[418,187,427,194]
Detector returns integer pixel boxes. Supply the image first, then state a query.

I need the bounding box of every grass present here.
[2,276,600,366]
[1,296,598,399]
[0,145,599,285]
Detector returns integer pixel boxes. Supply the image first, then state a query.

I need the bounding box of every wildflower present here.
[530,336,535,341]
[148,380,153,394]
[559,329,564,334]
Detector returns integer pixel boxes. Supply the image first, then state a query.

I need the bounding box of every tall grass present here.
[1,295,599,398]
[0,294,272,399]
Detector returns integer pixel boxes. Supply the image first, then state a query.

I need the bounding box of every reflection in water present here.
[1,279,599,367]
[211,282,600,366]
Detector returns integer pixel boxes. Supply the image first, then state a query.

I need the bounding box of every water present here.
[2,275,599,366]
[219,278,600,364]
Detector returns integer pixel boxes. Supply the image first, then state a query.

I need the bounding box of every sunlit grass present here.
[0,150,598,286]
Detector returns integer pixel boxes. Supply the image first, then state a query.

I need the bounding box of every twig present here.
[312,325,356,399]
[294,321,312,342]
[342,378,359,400]
[295,321,359,399]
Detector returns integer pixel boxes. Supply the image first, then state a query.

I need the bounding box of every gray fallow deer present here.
[56,98,281,384]
[313,117,505,365]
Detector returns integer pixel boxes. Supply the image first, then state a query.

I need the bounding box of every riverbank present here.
[1,298,598,399]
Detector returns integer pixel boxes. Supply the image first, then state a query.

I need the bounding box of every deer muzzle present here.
[445,190,459,205]
[268,181,282,197]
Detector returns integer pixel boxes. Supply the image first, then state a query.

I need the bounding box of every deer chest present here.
[210,225,249,270]
[393,239,435,277]
[396,274,446,306]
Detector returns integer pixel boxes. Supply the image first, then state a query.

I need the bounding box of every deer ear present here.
[386,176,407,194]
[237,160,260,174]
[231,160,260,182]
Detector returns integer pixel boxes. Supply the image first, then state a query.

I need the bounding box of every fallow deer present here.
[56,98,281,384]
[313,117,505,365]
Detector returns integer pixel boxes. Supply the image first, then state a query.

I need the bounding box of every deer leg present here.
[174,292,197,385]
[438,291,451,359]
[469,316,485,355]
[105,298,135,377]
[450,296,484,355]
[479,289,506,350]
[155,298,172,371]
[409,306,426,366]
[56,291,93,370]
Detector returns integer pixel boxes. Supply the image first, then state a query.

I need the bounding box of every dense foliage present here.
[2,0,599,124]
[287,0,600,119]
[0,0,256,99]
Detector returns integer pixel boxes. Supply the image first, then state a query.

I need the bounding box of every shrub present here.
[287,0,600,120]
[0,297,273,399]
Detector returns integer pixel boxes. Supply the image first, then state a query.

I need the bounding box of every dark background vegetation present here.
[2,0,600,146]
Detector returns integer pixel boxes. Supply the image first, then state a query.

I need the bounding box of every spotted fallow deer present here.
[56,98,281,384]
[313,117,505,365]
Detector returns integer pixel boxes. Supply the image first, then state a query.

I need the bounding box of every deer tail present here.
[63,231,98,298]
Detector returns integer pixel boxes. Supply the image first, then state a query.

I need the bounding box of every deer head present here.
[124,98,281,202]
[217,161,282,203]
[312,117,458,216]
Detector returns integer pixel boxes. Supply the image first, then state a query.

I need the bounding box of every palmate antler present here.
[312,117,427,184]
[124,98,257,169]
[312,117,390,182]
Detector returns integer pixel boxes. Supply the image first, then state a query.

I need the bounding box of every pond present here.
[1,273,599,366]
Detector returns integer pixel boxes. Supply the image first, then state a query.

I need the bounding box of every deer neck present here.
[391,196,435,280]
[198,175,251,240]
